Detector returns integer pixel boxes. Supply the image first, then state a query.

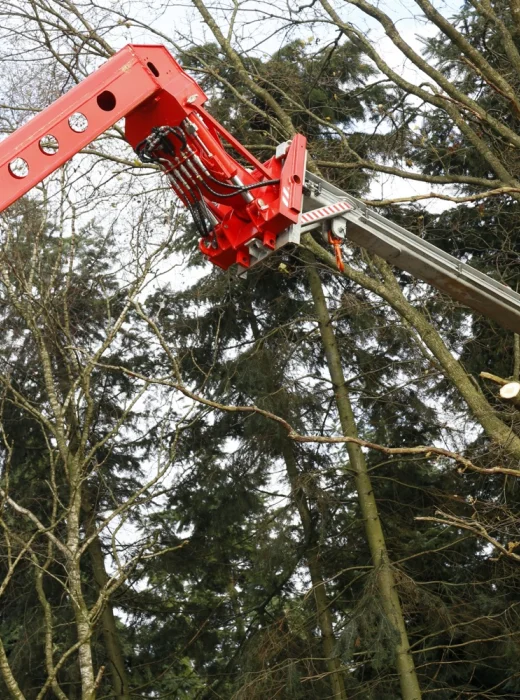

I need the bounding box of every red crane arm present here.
[5,43,517,334]
[0,44,306,270]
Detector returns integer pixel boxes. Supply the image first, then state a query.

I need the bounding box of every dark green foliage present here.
[116,29,520,695]
[2,15,520,699]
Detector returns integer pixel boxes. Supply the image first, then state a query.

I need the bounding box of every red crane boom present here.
[0,44,306,270]
[1,43,520,333]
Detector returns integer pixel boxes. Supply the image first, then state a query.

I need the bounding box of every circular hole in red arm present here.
[68,112,88,133]
[39,134,59,155]
[97,91,116,111]
[8,158,29,178]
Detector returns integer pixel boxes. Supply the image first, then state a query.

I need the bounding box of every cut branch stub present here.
[500,382,520,400]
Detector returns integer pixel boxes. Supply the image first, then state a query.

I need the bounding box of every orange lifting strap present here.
[328,230,345,273]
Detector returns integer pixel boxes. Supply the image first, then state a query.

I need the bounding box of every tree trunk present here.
[514,334,520,382]
[305,252,422,700]
[304,236,520,460]
[282,443,348,700]
[88,535,130,700]
[245,295,347,698]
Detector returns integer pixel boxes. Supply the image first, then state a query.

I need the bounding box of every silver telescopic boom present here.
[280,171,520,335]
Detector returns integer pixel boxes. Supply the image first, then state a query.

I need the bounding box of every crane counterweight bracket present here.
[0,43,519,334]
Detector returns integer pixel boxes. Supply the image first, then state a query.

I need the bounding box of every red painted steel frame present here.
[0,44,306,270]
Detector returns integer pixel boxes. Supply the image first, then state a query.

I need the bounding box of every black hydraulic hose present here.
[173,177,210,237]
[197,177,281,199]
[172,126,188,150]
[134,127,282,240]
[136,126,280,196]
[190,155,280,193]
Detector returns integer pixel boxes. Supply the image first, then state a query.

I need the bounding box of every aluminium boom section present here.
[300,173,520,336]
